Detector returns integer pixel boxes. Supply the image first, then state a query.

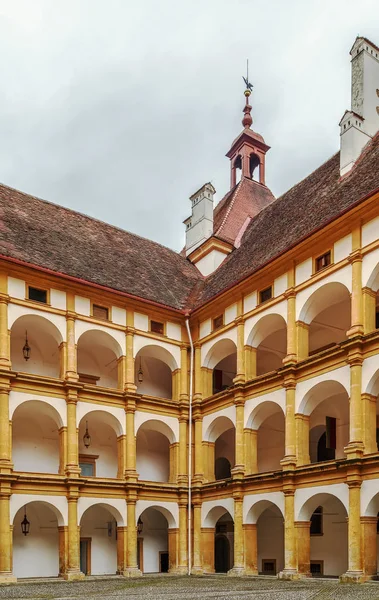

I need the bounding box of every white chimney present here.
[184,182,215,257]
[340,37,379,176]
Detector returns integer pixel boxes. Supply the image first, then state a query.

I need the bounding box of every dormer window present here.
[212,314,224,331]
[93,304,109,320]
[259,286,272,304]
[315,251,331,272]
[28,286,48,304]
[150,320,164,335]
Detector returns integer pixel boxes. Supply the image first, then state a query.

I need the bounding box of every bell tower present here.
[226,84,270,189]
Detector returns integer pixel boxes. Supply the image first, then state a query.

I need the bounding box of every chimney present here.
[340,36,379,177]
[184,182,215,257]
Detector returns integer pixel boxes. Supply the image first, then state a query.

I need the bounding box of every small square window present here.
[93,304,109,320]
[262,559,276,574]
[212,314,224,331]
[150,320,164,335]
[259,286,272,304]
[310,561,323,576]
[28,286,47,304]
[315,251,331,272]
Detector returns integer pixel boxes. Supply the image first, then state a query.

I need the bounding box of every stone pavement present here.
[1,576,379,600]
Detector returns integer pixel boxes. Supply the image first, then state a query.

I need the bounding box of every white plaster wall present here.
[13,503,59,578]
[135,412,178,442]
[77,498,126,525]
[295,366,350,413]
[202,498,234,527]
[75,320,125,355]
[244,291,257,314]
[295,259,312,286]
[257,412,285,473]
[8,304,66,341]
[112,307,126,326]
[294,484,349,520]
[78,418,118,478]
[195,250,227,276]
[203,406,236,440]
[362,216,379,247]
[362,247,379,290]
[225,303,237,325]
[133,335,180,369]
[50,289,66,310]
[8,277,25,299]
[80,504,117,575]
[135,313,149,331]
[137,430,169,482]
[244,389,286,428]
[200,319,212,339]
[75,296,90,316]
[201,329,237,367]
[243,492,284,523]
[274,274,287,297]
[9,392,66,425]
[244,303,287,346]
[167,322,181,341]
[334,234,352,263]
[77,402,125,435]
[310,496,348,576]
[138,508,168,573]
[13,411,59,473]
[257,506,284,574]
[295,265,352,322]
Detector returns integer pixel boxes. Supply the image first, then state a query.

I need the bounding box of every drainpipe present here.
[185,316,194,576]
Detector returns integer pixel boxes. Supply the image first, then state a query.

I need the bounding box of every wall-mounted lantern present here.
[23,331,31,361]
[137,358,143,383]
[137,517,143,534]
[21,506,30,536]
[83,421,91,449]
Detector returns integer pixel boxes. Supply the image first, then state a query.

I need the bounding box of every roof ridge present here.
[215,179,243,236]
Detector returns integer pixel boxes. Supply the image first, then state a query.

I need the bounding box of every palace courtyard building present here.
[1,36,379,582]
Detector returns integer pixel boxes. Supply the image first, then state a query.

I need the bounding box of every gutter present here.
[185,316,194,576]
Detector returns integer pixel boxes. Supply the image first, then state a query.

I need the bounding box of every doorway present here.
[215,535,230,573]
[80,538,91,575]
[159,551,169,573]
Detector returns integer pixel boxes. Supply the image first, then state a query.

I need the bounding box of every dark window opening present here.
[28,286,47,304]
[249,153,260,180]
[212,368,229,394]
[215,457,231,480]
[159,551,169,573]
[315,251,331,272]
[317,431,335,462]
[375,310,379,329]
[310,561,323,576]
[93,304,109,320]
[150,320,164,335]
[310,506,323,535]
[213,314,224,331]
[261,559,276,575]
[259,286,272,304]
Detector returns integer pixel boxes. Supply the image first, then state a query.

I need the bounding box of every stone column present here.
[126,499,142,577]
[347,232,363,337]
[281,376,297,469]
[125,319,137,393]
[201,528,215,573]
[296,321,309,361]
[279,489,298,579]
[59,426,67,475]
[66,293,78,381]
[362,287,376,334]
[341,478,364,582]
[0,485,16,583]
[178,414,188,484]
[180,344,189,401]
[194,343,202,402]
[345,348,364,459]
[361,516,377,578]
[283,274,297,365]
[193,412,203,483]
[117,435,126,479]
[234,303,245,384]
[117,526,128,575]
[125,401,137,481]
[177,499,188,573]
[295,414,310,466]
[233,393,245,475]
[0,382,12,474]
[362,393,377,454]
[295,521,310,576]
[0,273,10,369]
[65,390,80,477]
[229,495,244,575]
[65,494,84,580]
[192,500,203,574]
[243,524,258,574]
[244,346,256,381]
[168,528,179,572]
[58,525,68,577]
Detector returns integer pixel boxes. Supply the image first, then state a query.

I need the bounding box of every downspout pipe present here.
[185,316,194,576]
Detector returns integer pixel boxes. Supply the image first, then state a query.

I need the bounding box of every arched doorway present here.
[214,513,233,573]
[204,416,235,481]
[137,507,172,573]
[79,504,121,575]
[136,420,175,482]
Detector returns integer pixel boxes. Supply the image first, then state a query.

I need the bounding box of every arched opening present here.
[80,504,121,575]
[78,411,121,478]
[77,330,122,388]
[13,501,62,578]
[300,282,351,356]
[249,153,260,181]
[205,416,235,481]
[257,505,284,574]
[204,339,237,396]
[247,314,287,377]
[301,381,349,464]
[135,345,175,399]
[215,513,234,573]
[136,420,174,482]
[366,262,379,333]
[137,507,172,574]
[298,493,348,577]
[234,155,242,184]
[12,401,62,474]
[10,315,62,377]
[247,401,285,473]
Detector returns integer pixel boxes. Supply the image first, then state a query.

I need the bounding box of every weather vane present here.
[242,59,253,94]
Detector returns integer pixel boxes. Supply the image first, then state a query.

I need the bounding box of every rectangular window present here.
[150,320,164,335]
[259,286,272,304]
[310,561,323,576]
[93,304,109,320]
[376,310,379,329]
[28,286,47,304]
[212,314,224,331]
[310,506,323,535]
[79,454,98,477]
[325,416,336,449]
[315,251,331,272]
[262,559,276,575]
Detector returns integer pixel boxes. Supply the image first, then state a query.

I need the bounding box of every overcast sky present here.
[0,0,378,251]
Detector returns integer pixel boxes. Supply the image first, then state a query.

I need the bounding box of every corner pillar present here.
[126,499,142,577]
[201,527,215,573]
[192,501,203,574]
[228,495,244,575]
[278,489,299,579]
[345,349,364,459]
[295,414,310,466]
[65,294,78,381]
[362,393,377,455]
[233,393,245,475]
[0,274,11,369]
[233,305,245,384]
[295,521,310,576]
[0,486,16,583]
[347,236,364,337]
[296,321,309,361]
[281,377,297,469]
[361,516,377,578]
[64,494,84,580]
[283,280,297,365]
[0,383,12,474]
[243,524,258,575]
[341,479,364,582]
[362,287,376,334]
[125,403,138,481]
[65,391,80,477]
[116,526,128,575]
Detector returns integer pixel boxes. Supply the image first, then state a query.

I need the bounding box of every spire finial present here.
[242,59,253,128]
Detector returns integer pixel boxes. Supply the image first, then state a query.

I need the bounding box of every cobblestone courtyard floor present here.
[1,576,379,600]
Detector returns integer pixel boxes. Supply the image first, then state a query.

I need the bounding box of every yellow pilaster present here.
[192,500,203,574]
[194,343,202,401]
[65,390,80,477]
[125,402,137,481]
[234,301,245,384]
[281,376,297,469]
[58,526,68,577]
[201,367,212,398]
[0,273,10,369]
[125,311,136,392]
[362,287,376,334]
[0,485,16,582]
[0,382,12,474]
[295,414,310,466]
[244,345,256,381]
[345,349,364,459]
[117,435,126,479]
[361,516,377,578]
[295,521,310,576]
[180,344,189,401]
[66,293,78,381]
[117,356,126,390]
[233,393,245,474]
[229,495,244,574]
[347,228,363,337]
[193,413,203,483]
[296,321,309,361]
[172,369,180,401]
[168,528,178,572]
[116,526,128,575]
[243,524,258,574]
[59,426,67,475]
[178,415,188,483]
[177,499,188,573]
[362,393,377,455]
[279,489,298,578]
[201,527,215,573]
[64,493,83,580]
[341,478,364,582]
[284,271,297,364]
[126,499,142,576]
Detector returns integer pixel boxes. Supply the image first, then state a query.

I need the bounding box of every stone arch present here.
[203,338,237,370]
[296,488,348,521]
[134,343,179,371]
[298,281,351,325]
[246,313,287,348]
[298,379,349,416]
[12,398,63,428]
[136,419,176,444]
[365,368,379,397]
[78,409,123,437]
[134,344,176,399]
[11,498,65,527]
[203,505,234,528]
[204,416,234,443]
[246,400,285,430]
[245,498,284,524]
[366,261,379,292]
[77,328,123,388]
[78,498,126,525]
[136,503,177,529]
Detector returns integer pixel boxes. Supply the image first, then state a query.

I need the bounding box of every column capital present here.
[283,375,296,390]
[126,326,135,335]
[347,347,363,366]
[233,391,245,406]
[348,249,362,264]
[284,288,296,300]
[0,294,9,305]
[234,315,245,326]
